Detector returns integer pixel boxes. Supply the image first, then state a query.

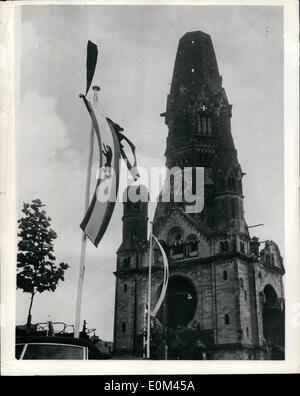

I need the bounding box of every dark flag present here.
[85,40,98,96]
[106,118,140,181]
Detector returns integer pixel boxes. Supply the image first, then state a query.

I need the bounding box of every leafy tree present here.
[166,326,208,359]
[150,317,165,359]
[17,199,69,329]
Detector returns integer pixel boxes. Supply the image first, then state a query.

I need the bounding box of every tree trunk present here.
[26,292,35,334]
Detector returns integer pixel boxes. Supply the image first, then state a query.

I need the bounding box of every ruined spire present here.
[163,31,236,170]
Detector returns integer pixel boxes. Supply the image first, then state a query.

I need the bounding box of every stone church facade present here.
[113,31,285,360]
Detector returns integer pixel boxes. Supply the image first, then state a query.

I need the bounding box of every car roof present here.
[17,336,93,346]
[16,336,109,358]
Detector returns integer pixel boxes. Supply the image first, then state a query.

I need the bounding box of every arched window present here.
[264,285,279,308]
[220,241,229,252]
[123,257,131,268]
[228,177,236,190]
[246,327,249,337]
[202,117,207,134]
[197,115,212,135]
[240,278,244,289]
[271,254,275,266]
[231,199,236,217]
[186,235,198,257]
[244,290,247,300]
[240,241,245,253]
[168,228,183,244]
[124,284,127,293]
[262,285,282,344]
[224,314,230,325]
[122,323,126,332]
[207,118,212,135]
[168,228,184,257]
[131,223,138,243]
[223,270,227,280]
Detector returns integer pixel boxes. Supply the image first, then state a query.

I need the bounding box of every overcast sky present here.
[17,4,283,341]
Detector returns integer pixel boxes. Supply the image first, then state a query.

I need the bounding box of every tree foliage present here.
[17,199,69,309]
[150,317,165,359]
[150,323,206,359]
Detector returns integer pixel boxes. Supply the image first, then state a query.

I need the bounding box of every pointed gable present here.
[155,207,211,259]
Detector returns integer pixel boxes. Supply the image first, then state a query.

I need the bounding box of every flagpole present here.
[74,86,100,338]
[143,295,147,359]
[146,221,153,358]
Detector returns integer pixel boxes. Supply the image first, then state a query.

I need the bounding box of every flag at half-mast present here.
[79,40,139,247]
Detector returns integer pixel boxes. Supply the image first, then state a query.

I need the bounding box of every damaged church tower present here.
[113,31,285,360]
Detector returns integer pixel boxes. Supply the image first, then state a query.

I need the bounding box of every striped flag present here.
[79,108,140,247]
[80,115,121,247]
[79,40,140,248]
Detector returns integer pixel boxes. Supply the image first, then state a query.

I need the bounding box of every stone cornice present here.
[114,252,255,277]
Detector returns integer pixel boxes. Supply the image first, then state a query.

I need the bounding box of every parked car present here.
[16,336,110,360]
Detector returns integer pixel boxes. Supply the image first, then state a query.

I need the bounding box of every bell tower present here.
[114,185,149,356]
[117,185,149,271]
[113,31,285,360]
[156,31,248,238]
